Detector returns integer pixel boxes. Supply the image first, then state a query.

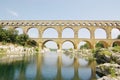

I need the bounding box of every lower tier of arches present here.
[31,38,120,50]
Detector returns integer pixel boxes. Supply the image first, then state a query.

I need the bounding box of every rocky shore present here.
[0,44,39,60]
[94,46,120,80]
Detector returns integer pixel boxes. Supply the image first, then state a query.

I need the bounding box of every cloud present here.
[7,9,19,17]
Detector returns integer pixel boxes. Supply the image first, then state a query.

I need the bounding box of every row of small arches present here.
[1,22,120,27]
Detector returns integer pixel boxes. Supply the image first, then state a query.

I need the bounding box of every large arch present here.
[95,41,108,48]
[95,28,107,39]
[78,41,92,49]
[15,27,23,35]
[42,28,58,38]
[112,41,120,47]
[27,28,39,38]
[42,40,58,49]
[111,28,120,39]
[78,28,90,38]
[62,28,74,38]
[62,40,75,49]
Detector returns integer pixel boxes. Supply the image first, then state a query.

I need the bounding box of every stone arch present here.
[62,40,75,49]
[42,28,58,38]
[112,41,120,47]
[78,28,91,38]
[111,28,120,39]
[42,40,59,49]
[78,41,93,49]
[26,27,38,33]
[95,41,108,48]
[94,28,107,39]
[15,27,23,35]
[62,27,74,38]
[27,27,39,38]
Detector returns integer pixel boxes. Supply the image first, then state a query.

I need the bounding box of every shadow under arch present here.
[62,40,76,49]
[78,40,93,49]
[41,40,59,49]
[95,41,109,48]
[112,41,120,47]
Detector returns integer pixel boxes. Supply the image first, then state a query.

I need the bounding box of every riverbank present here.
[0,44,39,61]
[94,46,120,80]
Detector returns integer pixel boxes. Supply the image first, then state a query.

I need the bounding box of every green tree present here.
[95,42,104,48]
[0,25,38,47]
[80,43,90,49]
[16,34,29,46]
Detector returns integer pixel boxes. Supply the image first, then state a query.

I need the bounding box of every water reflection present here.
[0,52,97,80]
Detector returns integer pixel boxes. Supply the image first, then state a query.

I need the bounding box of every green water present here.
[0,52,98,80]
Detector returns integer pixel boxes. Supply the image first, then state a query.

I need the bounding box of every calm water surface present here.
[0,52,98,80]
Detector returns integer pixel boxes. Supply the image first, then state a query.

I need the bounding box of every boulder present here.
[112,52,120,65]
[97,75,120,80]
[96,63,120,80]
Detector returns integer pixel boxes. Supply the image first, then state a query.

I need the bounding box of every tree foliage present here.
[0,26,37,46]
[95,42,104,48]
[80,43,90,49]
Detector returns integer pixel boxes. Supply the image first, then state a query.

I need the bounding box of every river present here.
[0,52,99,80]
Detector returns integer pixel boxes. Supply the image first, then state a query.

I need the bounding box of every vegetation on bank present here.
[0,26,38,47]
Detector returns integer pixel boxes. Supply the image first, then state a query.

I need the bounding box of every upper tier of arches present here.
[0,21,120,39]
[7,26,120,39]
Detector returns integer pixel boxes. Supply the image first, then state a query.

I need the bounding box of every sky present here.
[0,0,120,49]
[0,0,120,20]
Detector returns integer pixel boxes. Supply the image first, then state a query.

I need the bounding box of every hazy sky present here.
[0,0,120,20]
[1,0,120,49]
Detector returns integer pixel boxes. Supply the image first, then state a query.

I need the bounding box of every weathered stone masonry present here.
[0,20,120,50]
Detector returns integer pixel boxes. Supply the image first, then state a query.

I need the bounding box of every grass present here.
[112,46,120,52]
[109,67,116,77]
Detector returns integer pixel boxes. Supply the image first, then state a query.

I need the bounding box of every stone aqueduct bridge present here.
[0,20,120,50]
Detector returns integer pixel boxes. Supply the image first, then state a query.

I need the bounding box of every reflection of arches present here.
[78,28,90,38]
[78,41,92,49]
[27,28,39,38]
[62,28,74,38]
[95,41,108,48]
[42,40,58,49]
[62,67,74,80]
[111,28,120,39]
[112,41,120,47]
[78,67,91,80]
[95,28,107,39]
[42,28,58,38]
[15,27,23,35]
[62,40,75,49]
[62,55,74,67]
